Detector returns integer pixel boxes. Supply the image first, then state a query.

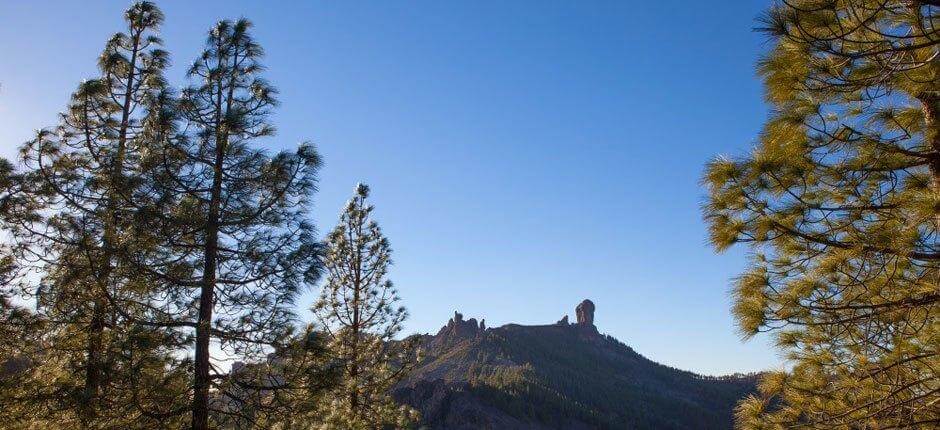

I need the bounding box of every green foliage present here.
[311,184,420,429]
[0,3,332,428]
[704,1,940,428]
[212,327,340,430]
[143,16,325,429]
[403,324,757,429]
[0,3,190,427]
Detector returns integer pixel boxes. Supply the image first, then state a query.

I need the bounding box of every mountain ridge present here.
[394,300,758,430]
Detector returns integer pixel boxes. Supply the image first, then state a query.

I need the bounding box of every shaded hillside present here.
[394,301,758,430]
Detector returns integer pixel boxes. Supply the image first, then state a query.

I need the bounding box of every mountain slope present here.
[394,302,758,430]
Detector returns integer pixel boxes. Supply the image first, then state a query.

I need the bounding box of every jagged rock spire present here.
[576,299,595,326]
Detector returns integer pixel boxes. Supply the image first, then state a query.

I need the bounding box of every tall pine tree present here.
[311,184,419,429]
[704,1,939,427]
[1,5,332,428]
[10,3,189,427]
[152,19,325,429]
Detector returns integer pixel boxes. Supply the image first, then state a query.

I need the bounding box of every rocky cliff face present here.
[428,311,485,351]
[394,300,758,430]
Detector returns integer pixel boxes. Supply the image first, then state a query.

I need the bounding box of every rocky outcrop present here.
[575,299,595,326]
[429,311,485,350]
[556,315,569,325]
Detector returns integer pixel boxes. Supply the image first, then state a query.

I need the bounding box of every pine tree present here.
[8,3,189,427]
[146,18,325,429]
[1,5,331,428]
[311,184,419,429]
[0,157,38,337]
[0,158,47,425]
[704,1,939,428]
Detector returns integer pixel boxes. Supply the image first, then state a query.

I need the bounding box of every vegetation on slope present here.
[398,322,758,429]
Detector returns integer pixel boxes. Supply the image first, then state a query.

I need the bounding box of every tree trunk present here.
[191,240,216,430]
[921,94,940,227]
[192,47,231,425]
[349,211,365,414]
[82,28,141,422]
[921,93,940,293]
[349,268,361,412]
[192,141,225,430]
[80,300,104,424]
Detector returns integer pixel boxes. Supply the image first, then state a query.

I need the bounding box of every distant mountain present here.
[394,300,758,430]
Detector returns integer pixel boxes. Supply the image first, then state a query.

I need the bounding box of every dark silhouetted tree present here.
[152,18,325,430]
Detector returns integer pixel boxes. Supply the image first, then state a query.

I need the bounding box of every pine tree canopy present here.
[0,3,332,429]
[704,1,940,428]
[2,2,191,427]
[311,184,420,429]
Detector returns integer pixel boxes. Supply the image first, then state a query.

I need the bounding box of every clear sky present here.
[0,1,778,375]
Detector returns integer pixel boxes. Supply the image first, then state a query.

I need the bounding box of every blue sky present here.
[0,1,777,375]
